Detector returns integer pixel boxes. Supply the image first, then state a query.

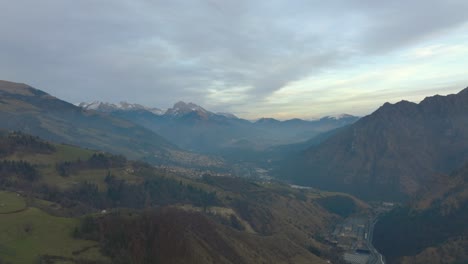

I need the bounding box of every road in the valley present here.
[367,218,385,264]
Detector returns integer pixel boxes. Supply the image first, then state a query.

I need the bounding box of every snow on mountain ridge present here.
[79,100,240,119]
[321,114,356,120]
[79,101,164,115]
[165,101,210,117]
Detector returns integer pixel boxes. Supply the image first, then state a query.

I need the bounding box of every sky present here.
[1,0,468,120]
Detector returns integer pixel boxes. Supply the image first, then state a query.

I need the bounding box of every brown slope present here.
[85,206,333,264]
[374,162,468,264]
[0,131,349,264]
[0,80,177,162]
[284,87,468,201]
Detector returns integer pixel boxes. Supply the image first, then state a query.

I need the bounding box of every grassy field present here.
[0,191,26,214]
[6,144,95,165]
[52,144,95,162]
[0,205,109,264]
[40,167,141,191]
[4,142,142,191]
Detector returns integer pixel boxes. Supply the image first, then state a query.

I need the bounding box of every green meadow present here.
[0,192,108,264]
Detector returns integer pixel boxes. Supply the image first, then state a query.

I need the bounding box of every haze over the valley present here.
[1,0,468,119]
[2,2,468,263]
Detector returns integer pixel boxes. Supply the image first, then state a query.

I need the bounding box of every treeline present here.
[41,173,219,213]
[73,208,241,264]
[0,131,55,157]
[103,173,218,209]
[56,153,127,177]
[0,160,40,185]
[73,210,183,264]
[373,201,468,263]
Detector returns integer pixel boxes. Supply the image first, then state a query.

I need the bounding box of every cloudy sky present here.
[1,0,468,119]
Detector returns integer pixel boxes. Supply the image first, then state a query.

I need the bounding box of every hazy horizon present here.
[2,1,468,119]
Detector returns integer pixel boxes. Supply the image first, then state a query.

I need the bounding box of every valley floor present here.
[326,203,392,264]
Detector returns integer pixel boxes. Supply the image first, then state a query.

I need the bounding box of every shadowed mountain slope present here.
[374,162,468,264]
[81,100,358,154]
[280,87,468,201]
[0,80,223,168]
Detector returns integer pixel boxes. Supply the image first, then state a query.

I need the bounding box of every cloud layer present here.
[1,0,468,118]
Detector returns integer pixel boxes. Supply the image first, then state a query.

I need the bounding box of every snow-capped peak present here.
[117,101,146,110]
[78,101,114,111]
[165,101,209,116]
[321,114,356,120]
[79,101,164,115]
[148,108,166,115]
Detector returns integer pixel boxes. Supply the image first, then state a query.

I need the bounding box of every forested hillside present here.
[0,131,355,263]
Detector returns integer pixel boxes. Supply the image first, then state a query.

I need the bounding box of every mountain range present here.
[4,79,468,204]
[0,79,358,176]
[280,87,468,201]
[0,80,223,168]
[78,101,165,115]
[79,100,359,153]
[3,78,468,263]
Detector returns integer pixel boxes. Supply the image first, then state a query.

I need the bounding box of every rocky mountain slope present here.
[81,100,358,153]
[280,87,468,201]
[373,162,468,264]
[0,80,222,168]
[78,101,165,115]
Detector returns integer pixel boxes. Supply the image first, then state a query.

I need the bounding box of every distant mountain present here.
[164,101,211,118]
[216,112,239,119]
[79,100,359,154]
[374,161,468,264]
[255,117,282,125]
[79,101,165,115]
[0,80,222,168]
[280,87,468,201]
[317,114,361,127]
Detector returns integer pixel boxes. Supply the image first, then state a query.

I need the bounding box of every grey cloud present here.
[0,0,467,110]
[353,0,468,53]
